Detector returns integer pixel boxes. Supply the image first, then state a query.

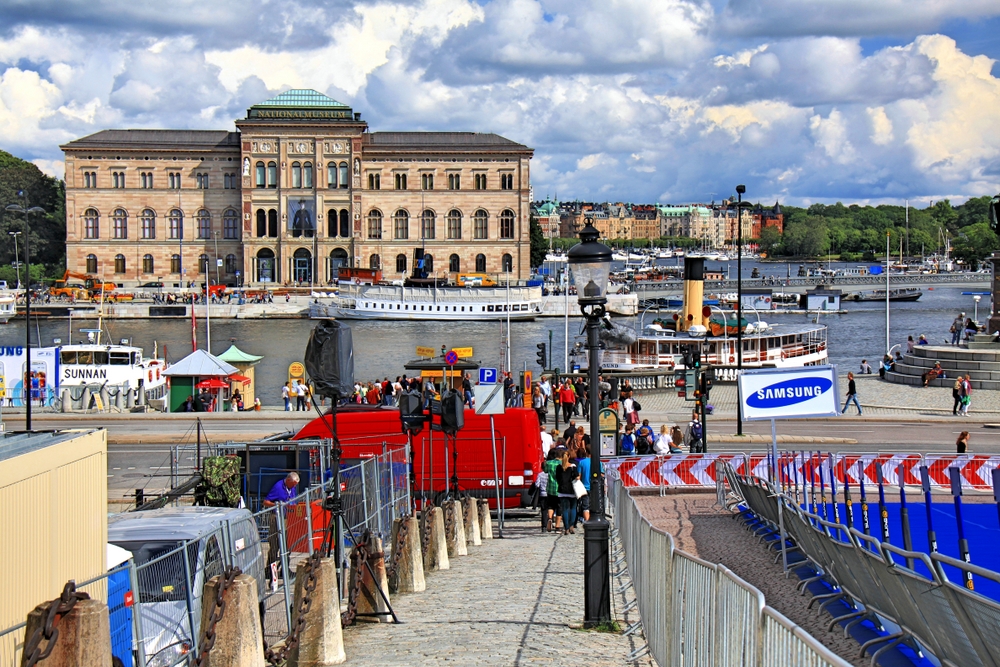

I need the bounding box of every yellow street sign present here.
[416,346,436,358]
[288,362,305,381]
[453,347,474,358]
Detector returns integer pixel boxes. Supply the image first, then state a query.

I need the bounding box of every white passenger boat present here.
[315,283,543,321]
[57,339,168,398]
[0,292,15,323]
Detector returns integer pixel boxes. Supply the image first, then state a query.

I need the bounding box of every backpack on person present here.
[619,433,636,456]
[690,421,703,441]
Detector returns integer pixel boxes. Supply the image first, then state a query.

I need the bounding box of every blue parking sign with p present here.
[480,367,498,384]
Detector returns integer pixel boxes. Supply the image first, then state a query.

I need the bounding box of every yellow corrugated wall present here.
[0,430,107,633]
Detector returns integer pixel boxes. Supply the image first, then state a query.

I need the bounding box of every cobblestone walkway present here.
[342,517,653,666]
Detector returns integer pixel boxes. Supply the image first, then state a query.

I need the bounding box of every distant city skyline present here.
[0,1,998,206]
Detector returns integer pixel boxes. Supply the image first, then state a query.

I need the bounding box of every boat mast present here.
[885,231,890,354]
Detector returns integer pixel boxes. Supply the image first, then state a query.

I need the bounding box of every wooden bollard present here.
[198,573,265,667]
[422,507,449,572]
[463,498,482,546]
[478,499,494,540]
[348,537,390,623]
[286,557,345,666]
[445,500,467,558]
[388,516,425,593]
[23,598,110,666]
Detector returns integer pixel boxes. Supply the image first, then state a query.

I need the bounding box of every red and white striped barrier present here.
[605,452,1000,491]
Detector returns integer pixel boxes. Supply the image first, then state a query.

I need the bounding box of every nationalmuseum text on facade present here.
[61,89,534,287]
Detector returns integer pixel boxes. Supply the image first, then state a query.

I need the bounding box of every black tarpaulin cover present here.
[304,320,355,398]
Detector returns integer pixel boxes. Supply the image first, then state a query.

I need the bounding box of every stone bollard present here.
[444,499,467,558]
[421,507,449,572]
[198,573,266,667]
[24,597,110,666]
[60,388,71,413]
[348,537,391,623]
[125,388,134,409]
[99,386,110,411]
[478,500,494,540]
[463,498,482,546]
[81,387,91,411]
[286,557,345,667]
[388,516,425,594]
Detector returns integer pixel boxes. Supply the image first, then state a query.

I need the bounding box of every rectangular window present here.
[500,173,514,190]
[394,173,407,190]
[368,173,380,190]
[224,215,238,239]
[169,173,181,189]
[196,173,209,189]
[474,173,487,190]
[394,215,408,240]
[113,216,127,239]
[421,173,434,190]
[141,215,155,239]
[327,164,337,188]
[447,214,461,240]
[421,214,435,240]
[169,214,183,239]
[448,173,460,190]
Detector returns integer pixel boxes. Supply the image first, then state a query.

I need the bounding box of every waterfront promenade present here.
[342,516,653,666]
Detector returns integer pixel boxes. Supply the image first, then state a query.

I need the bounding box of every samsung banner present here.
[738,366,840,421]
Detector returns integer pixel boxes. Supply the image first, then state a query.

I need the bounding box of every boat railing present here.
[604,352,659,367]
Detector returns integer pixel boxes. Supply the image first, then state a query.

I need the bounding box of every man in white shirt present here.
[539,425,553,457]
[539,377,552,408]
[281,383,291,411]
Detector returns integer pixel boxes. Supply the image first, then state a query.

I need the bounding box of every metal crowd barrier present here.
[607,470,850,667]
[725,461,1000,667]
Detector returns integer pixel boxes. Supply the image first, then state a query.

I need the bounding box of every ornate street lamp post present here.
[735,184,746,436]
[5,196,45,430]
[568,222,613,627]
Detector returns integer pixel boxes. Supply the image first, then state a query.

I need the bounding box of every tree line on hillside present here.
[530,196,999,268]
[0,150,65,285]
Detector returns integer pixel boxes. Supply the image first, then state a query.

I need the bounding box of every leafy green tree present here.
[956,196,991,228]
[952,221,1000,269]
[529,216,548,268]
[0,150,65,277]
[783,216,829,257]
[758,226,780,255]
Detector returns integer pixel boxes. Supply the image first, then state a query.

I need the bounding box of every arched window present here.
[449,254,460,273]
[367,209,383,240]
[256,209,266,238]
[267,161,277,188]
[197,209,211,239]
[141,208,156,239]
[393,209,409,240]
[421,209,435,240]
[329,249,348,279]
[170,254,181,274]
[255,161,265,187]
[199,253,210,273]
[502,253,513,273]
[326,209,334,237]
[423,254,434,272]
[303,162,313,188]
[395,253,407,273]
[500,209,515,239]
[168,209,183,239]
[369,254,381,270]
[112,208,127,239]
[84,208,99,239]
[225,254,237,274]
[291,162,302,188]
[339,162,348,189]
[257,248,275,283]
[142,254,154,274]
[223,209,239,239]
[267,209,278,237]
[447,209,462,240]
[327,163,337,188]
[339,209,350,238]
[473,209,488,239]
[114,254,126,274]
[86,254,97,273]
[476,253,487,272]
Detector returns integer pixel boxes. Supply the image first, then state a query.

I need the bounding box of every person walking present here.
[559,380,576,423]
[295,380,308,411]
[532,385,547,425]
[951,313,965,346]
[654,424,681,455]
[576,444,595,524]
[686,414,704,452]
[635,419,654,454]
[619,423,637,455]
[959,374,972,416]
[956,430,970,453]
[842,372,862,415]
[282,382,292,411]
[543,449,561,532]
[554,449,579,535]
[952,377,963,416]
[462,372,474,409]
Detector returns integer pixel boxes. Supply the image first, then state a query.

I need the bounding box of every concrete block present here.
[24,598,110,667]
[421,507,450,572]
[478,500,493,540]
[348,536,391,623]
[463,498,482,546]
[286,557,345,667]
[444,500,467,557]
[388,516,425,594]
[199,573,266,667]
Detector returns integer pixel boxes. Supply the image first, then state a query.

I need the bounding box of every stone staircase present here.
[885,343,1000,390]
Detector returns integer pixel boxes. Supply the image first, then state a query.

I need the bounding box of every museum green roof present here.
[254,89,349,109]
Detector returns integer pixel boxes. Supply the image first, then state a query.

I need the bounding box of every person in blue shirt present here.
[264,472,299,506]
[576,444,603,524]
[263,472,299,587]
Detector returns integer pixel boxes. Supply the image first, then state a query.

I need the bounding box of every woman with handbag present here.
[555,449,580,535]
[532,384,547,424]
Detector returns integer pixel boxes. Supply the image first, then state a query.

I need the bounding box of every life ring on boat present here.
[156,369,161,380]
[729,355,735,363]
[765,297,770,303]
[148,370,153,382]
[781,351,787,360]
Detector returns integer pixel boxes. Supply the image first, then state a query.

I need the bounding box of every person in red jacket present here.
[559,381,576,423]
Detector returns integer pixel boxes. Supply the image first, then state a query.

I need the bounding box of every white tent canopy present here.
[162,349,238,377]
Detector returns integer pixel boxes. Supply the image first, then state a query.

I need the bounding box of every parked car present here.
[107,507,265,667]
[140,281,165,289]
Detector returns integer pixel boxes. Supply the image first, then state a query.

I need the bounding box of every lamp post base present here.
[583,516,611,628]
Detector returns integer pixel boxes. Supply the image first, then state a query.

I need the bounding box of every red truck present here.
[293,405,543,509]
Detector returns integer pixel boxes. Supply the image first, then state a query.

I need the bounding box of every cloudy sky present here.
[1,0,999,206]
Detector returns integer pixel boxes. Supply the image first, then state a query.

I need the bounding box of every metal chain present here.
[192,566,241,667]
[22,581,90,667]
[420,500,434,556]
[265,550,320,666]
[341,532,370,627]
[386,514,411,581]
[444,500,456,538]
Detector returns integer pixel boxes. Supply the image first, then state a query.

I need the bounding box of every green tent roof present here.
[254,89,349,109]
[217,344,263,365]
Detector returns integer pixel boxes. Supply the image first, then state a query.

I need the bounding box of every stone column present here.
[287,557,345,666]
[198,573,266,667]
[23,598,110,667]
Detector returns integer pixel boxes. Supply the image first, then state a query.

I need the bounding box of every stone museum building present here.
[61,89,534,287]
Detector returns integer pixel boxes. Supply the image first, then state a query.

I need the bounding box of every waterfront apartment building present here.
[61,89,534,287]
